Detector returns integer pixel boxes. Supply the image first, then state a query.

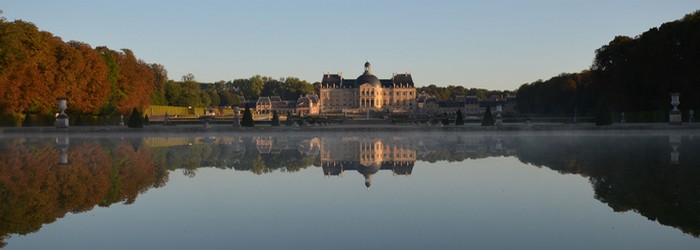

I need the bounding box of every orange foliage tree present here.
[0,137,168,247]
[0,19,162,125]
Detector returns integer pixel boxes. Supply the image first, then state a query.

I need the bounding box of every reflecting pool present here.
[1,131,699,249]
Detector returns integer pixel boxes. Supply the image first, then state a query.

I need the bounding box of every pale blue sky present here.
[3,0,699,90]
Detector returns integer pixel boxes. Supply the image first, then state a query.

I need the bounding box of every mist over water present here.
[1,131,699,249]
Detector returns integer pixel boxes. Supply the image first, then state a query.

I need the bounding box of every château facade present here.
[319,62,416,116]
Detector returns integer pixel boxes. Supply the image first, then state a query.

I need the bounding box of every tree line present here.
[153,74,317,108]
[516,10,700,121]
[0,14,522,127]
[417,84,514,100]
[0,18,163,126]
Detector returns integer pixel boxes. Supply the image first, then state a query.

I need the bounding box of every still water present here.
[1,131,699,249]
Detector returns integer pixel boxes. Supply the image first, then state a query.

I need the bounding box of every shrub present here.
[482,106,494,126]
[128,108,144,128]
[271,111,280,126]
[595,103,612,126]
[455,109,464,125]
[241,104,254,127]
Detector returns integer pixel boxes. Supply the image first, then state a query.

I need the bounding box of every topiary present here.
[481,106,494,126]
[128,108,144,128]
[22,113,33,127]
[285,111,294,126]
[241,104,254,127]
[595,103,612,126]
[455,109,464,125]
[271,110,280,126]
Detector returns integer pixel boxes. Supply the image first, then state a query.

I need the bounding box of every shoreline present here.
[2,123,700,136]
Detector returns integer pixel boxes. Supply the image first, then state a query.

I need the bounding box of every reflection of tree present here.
[3,133,699,247]
[149,137,316,175]
[513,135,700,237]
[0,138,168,247]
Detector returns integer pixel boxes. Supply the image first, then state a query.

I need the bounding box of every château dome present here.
[355,61,381,87]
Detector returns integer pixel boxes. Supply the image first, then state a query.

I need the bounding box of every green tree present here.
[482,106,494,126]
[208,90,221,107]
[218,91,236,107]
[241,104,254,127]
[271,110,280,126]
[127,108,143,128]
[455,109,464,125]
[200,90,212,107]
[149,63,168,105]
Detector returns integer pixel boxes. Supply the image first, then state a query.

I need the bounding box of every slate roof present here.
[321,63,415,89]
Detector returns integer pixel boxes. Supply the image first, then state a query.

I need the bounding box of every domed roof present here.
[357,163,381,189]
[355,61,381,87]
[356,74,381,87]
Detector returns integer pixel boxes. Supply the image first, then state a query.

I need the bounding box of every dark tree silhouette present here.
[271,110,280,126]
[285,111,294,126]
[22,114,33,127]
[595,103,612,126]
[241,104,254,127]
[74,115,83,126]
[127,108,143,128]
[482,106,494,126]
[455,109,464,125]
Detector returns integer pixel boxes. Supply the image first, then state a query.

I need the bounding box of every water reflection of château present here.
[2,132,699,248]
[317,136,417,188]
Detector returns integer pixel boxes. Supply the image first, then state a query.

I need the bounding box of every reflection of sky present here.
[10,156,699,249]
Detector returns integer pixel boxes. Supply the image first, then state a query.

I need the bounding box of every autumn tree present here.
[0,20,57,124]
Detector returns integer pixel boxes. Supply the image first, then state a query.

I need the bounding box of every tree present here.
[218,91,236,107]
[200,90,212,107]
[241,104,254,127]
[271,110,280,126]
[595,103,612,126]
[208,90,221,107]
[482,106,494,126]
[455,109,464,125]
[149,63,169,105]
[285,111,294,126]
[74,115,83,126]
[22,114,32,127]
[441,112,450,125]
[127,108,143,128]
[182,73,195,82]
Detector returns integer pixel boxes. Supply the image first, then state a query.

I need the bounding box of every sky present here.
[3,0,699,90]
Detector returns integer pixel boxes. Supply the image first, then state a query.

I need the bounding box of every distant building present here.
[478,95,517,115]
[319,61,417,117]
[252,94,322,117]
[255,97,272,114]
[296,94,320,116]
